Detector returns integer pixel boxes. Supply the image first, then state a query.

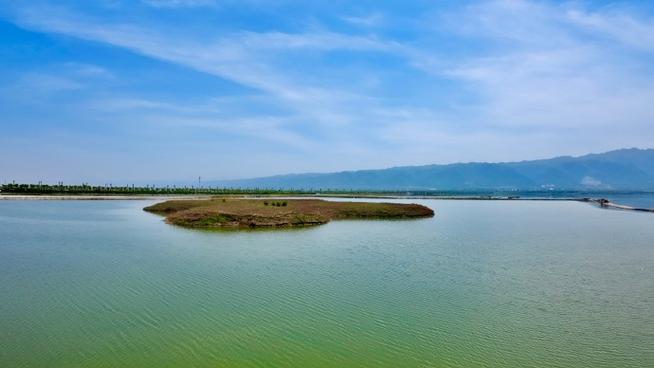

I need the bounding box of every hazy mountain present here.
[207,148,654,191]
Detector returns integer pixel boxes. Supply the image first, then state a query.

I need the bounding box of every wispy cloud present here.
[65,63,114,78]
[566,8,654,51]
[141,0,217,8]
[10,73,84,94]
[86,96,317,149]
[7,4,402,131]
[427,0,654,133]
[341,13,384,28]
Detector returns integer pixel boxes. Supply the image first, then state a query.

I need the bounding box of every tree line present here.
[0,183,392,195]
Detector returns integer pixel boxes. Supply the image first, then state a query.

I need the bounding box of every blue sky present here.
[1,0,654,184]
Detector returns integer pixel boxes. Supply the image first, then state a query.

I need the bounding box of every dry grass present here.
[144,198,434,228]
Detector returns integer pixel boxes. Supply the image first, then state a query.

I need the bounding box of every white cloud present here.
[85,95,319,150]
[11,73,84,93]
[141,0,217,8]
[65,63,114,78]
[8,4,401,132]
[424,0,654,133]
[342,13,384,28]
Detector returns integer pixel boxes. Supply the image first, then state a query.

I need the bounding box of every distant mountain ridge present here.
[208,148,654,191]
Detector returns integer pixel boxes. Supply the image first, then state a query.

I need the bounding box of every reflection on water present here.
[1,199,652,367]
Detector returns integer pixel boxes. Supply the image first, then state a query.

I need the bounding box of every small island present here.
[144,198,434,228]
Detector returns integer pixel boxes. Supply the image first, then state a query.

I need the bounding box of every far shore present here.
[0,194,215,200]
[2,194,653,213]
[0,193,582,201]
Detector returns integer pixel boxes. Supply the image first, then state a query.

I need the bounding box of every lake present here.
[0,199,652,367]
[604,193,654,209]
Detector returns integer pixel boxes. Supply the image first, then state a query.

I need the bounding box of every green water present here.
[0,199,652,367]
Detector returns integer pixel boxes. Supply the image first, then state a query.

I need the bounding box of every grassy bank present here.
[144,198,434,228]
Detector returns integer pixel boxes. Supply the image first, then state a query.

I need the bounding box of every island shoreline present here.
[143,198,435,229]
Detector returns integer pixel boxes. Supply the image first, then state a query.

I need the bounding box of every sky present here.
[1,0,654,184]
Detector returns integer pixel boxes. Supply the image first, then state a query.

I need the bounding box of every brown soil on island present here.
[144,198,434,228]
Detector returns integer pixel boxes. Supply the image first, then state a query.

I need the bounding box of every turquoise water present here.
[0,199,652,367]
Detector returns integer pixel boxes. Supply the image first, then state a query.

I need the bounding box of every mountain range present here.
[207,148,654,191]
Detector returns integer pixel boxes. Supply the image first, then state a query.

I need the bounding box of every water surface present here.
[604,193,654,209]
[0,199,652,367]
